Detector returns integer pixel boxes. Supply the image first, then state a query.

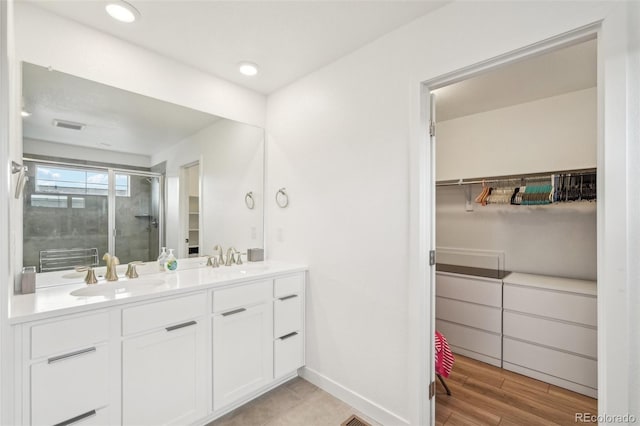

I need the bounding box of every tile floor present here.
[208,377,381,426]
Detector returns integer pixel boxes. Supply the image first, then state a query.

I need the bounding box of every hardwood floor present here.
[436,355,597,426]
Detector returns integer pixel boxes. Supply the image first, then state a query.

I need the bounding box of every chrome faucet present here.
[103,253,120,281]
[213,245,224,267]
[225,247,236,266]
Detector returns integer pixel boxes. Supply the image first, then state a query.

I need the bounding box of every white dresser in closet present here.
[435,270,503,367]
[502,273,597,398]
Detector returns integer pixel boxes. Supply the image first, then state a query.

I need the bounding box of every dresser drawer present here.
[503,337,597,389]
[436,297,501,333]
[31,312,109,359]
[436,273,502,307]
[122,292,206,336]
[31,344,109,426]
[503,285,596,326]
[274,331,303,378]
[213,280,272,313]
[503,311,597,358]
[436,319,501,360]
[274,274,304,298]
[274,294,302,338]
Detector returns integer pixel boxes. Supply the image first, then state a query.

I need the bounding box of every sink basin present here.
[70,279,166,297]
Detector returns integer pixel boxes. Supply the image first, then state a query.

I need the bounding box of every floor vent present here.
[341,414,371,426]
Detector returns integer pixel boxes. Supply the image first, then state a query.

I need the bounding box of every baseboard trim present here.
[301,367,409,426]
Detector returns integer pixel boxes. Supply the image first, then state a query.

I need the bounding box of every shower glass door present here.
[113,172,162,264]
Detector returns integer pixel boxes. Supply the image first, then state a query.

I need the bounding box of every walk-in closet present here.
[432,37,598,423]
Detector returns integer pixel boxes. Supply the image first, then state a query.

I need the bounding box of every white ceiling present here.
[434,39,597,122]
[26,0,449,94]
[22,62,222,156]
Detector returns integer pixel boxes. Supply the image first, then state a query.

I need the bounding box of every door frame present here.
[418,22,602,424]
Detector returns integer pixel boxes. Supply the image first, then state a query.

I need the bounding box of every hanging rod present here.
[435,168,597,187]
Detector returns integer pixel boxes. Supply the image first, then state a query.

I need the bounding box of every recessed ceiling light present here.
[105,1,140,23]
[21,111,31,118]
[238,62,259,76]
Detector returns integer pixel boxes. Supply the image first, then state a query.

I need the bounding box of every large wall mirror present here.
[21,62,265,275]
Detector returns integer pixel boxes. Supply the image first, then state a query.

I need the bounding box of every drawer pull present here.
[54,409,97,426]
[222,307,247,317]
[165,320,197,332]
[278,294,298,301]
[47,347,96,364]
[279,331,298,341]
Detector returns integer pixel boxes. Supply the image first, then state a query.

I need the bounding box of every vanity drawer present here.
[31,312,109,359]
[436,273,501,307]
[274,331,303,378]
[274,273,304,298]
[122,292,206,336]
[436,297,501,333]
[31,344,109,426]
[503,284,596,326]
[213,280,272,313]
[274,294,302,338]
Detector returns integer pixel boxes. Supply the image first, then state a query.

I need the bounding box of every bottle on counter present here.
[157,247,168,271]
[165,248,178,271]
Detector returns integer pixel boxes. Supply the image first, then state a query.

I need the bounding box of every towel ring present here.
[276,188,289,208]
[245,192,255,210]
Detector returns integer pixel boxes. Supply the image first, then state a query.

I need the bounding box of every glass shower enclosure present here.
[23,159,163,272]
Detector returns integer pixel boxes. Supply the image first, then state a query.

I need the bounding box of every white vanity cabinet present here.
[122,292,208,426]
[212,280,274,411]
[11,264,308,426]
[20,311,115,426]
[435,271,503,367]
[273,274,305,378]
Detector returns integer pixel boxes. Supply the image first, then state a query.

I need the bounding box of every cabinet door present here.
[122,319,206,426]
[213,303,273,411]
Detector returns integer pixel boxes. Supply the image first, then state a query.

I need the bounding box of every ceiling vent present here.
[52,119,85,131]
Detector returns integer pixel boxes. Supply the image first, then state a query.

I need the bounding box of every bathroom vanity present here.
[9,261,307,426]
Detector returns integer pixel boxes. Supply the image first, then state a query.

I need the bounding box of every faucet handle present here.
[204,255,220,268]
[125,261,143,279]
[75,266,98,285]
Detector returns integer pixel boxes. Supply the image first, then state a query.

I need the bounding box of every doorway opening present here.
[181,161,201,258]
[424,30,599,424]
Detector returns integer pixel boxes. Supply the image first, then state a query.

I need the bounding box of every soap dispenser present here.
[157,247,168,271]
[165,249,178,271]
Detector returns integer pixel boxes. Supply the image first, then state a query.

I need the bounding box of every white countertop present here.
[10,260,308,324]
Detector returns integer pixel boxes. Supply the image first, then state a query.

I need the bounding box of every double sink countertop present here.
[9,259,308,324]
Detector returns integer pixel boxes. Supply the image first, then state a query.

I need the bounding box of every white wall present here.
[266,1,637,424]
[436,88,596,181]
[436,185,597,280]
[23,138,151,168]
[153,119,264,256]
[14,3,266,128]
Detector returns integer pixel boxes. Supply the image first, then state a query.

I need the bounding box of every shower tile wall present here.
[22,167,109,270]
